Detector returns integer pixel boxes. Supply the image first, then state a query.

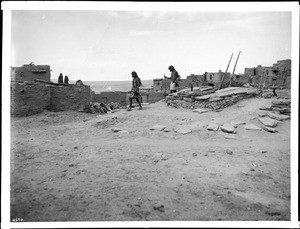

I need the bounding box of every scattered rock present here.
[257,111,268,117]
[261,125,277,133]
[231,120,246,128]
[153,204,165,212]
[258,117,278,127]
[111,128,122,132]
[250,168,255,171]
[220,123,236,134]
[259,105,272,111]
[244,124,262,131]
[150,125,166,131]
[192,108,211,114]
[267,112,290,121]
[262,92,274,98]
[223,133,237,139]
[262,151,267,154]
[176,128,192,135]
[225,150,233,155]
[163,126,173,132]
[192,152,197,157]
[207,123,219,131]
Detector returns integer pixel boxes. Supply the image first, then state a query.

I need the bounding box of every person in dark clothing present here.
[58,73,63,84]
[127,71,142,111]
[164,65,181,93]
[64,75,69,84]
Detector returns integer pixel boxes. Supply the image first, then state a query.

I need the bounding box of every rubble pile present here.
[165,86,260,111]
[82,102,122,114]
[259,98,291,116]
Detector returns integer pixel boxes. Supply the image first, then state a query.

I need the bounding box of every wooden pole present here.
[230,51,241,86]
[225,53,234,73]
[219,53,233,89]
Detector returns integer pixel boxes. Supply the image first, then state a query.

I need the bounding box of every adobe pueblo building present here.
[11,64,91,116]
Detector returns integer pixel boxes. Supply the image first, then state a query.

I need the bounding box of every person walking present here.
[127,71,142,111]
[164,65,181,93]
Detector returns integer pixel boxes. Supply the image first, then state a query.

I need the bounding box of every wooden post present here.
[219,53,233,90]
[230,51,241,87]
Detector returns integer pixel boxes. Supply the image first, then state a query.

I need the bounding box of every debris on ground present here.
[220,123,236,134]
[82,102,122,114]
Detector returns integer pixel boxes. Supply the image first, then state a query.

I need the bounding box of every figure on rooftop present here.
[58,73,63,84]
[127,71,143,111]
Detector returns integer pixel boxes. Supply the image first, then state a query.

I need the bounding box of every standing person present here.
[64,75,69,84]
[127,71,142,111]
[164,65,181,93]
[58,73,63,84]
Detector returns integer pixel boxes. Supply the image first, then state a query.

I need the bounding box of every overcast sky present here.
[10,4,292,81]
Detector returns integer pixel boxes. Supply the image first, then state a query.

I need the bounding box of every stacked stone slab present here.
[165,86,259,111]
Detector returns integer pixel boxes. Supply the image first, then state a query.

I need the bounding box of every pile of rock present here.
[165,86,259,111]
[259,98,291,116]
[82,102,121,114]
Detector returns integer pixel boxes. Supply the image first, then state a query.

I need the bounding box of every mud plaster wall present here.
[11,65,51,82]
[49,85,92,111]
[92,91,127,106]
[11,82,51,116]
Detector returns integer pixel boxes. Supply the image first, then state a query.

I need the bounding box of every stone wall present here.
[11,82,51,116]
[49,85,92,111]
[11,64,51,82]
[164,87,259,111]
[92,91,127,106]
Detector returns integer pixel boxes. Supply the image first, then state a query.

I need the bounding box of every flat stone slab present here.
[261,125,277,133]
[215,87,258,98]
[244,124,262,130]
[231,120,246,128]
[195,94,210,100]
[192,108,211,114]
[267,112,290,121]
[207,123,219,131]
[258,117,278,127]
[163,126,173,132]
[222,133,238,139]
[209,97,223,102]
[257,111,268,117]
[220,123,236,134]
[150,125,166,131]
[176,128,192,135]
[111,128,122,132]
[259,105,272,111]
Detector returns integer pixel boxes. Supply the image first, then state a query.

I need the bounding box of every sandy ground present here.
[10,92,291,222]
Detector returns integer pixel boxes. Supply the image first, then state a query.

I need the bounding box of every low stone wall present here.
[49,85,92,111]
[165,87,260,111]
[92,91,127,107]
[11,82,51,116]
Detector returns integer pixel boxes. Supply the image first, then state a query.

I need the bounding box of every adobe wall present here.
[92,91,127,106]
[49,85,92,111]
[11,65,51,82]
[153,79,164,92]
[11,82,51,116]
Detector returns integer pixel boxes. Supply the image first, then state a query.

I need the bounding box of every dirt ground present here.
[10,91,291,222]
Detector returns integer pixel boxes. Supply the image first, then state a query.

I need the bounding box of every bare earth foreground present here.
[11,94,290,222]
